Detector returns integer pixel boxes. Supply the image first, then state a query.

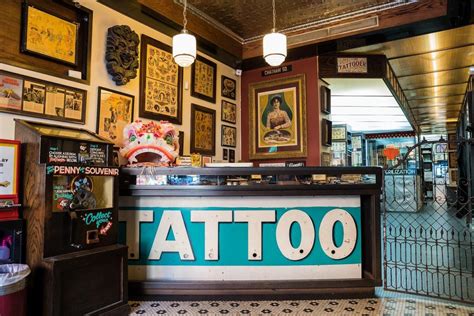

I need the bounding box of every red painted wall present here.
[241,57,320,166]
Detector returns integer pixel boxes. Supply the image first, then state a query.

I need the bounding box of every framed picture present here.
[221,75,236,100]
[321,152,331,166]
[449,152,458,168]
[229,149,235,163]
[449,168,458,185]
[191,55,217,103]
[190,104,216,155]
[321,118,332,146]
[0,70,86,124]
[0,140,20,197]
[97,87,135,146]
[222,125,237,148]
[221,100,236,124]
[223,148,228,160]
[248,74,307,160]
[320,85,331,114]
[139,35,182,124]
[202,155,212,166]
[21,4,79,66]
[178,131,184,156]
[448,133,457,150]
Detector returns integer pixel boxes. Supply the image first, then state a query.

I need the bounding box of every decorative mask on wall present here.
[105,25,139,86]
[120,120,180,166]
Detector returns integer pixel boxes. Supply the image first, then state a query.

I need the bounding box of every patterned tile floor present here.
[129,290,474,315]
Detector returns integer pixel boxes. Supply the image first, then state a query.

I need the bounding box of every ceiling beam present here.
[138,0,242,59]
[242,0,448,59]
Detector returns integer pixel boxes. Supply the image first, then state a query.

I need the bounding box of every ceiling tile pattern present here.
[185,0,396,39]
[346,25,474,134]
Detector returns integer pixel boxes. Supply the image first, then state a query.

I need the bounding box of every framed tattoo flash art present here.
[248,74,307,160]
[21,4,79,66]
[190,104,216,155]
[221,75,236,100]
[96,87,134,146]
[221,100,236,124]
[229,149,235,163]
[139,35,182,124]
[191,55,217,103]
[222,125,237,148]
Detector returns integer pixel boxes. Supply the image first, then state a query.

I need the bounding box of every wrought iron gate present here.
[383,139,473,302]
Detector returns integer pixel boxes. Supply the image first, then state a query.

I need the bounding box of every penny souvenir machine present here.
[15,120,129,316]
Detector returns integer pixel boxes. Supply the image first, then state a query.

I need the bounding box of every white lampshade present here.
[263,32,287,66]
[172,31,196,67]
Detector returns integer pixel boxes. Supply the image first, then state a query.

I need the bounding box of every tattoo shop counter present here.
[118,167,382,298]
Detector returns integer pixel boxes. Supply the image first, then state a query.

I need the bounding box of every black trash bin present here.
[0,264,30,316]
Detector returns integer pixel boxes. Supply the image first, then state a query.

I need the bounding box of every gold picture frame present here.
[96,87,135,146]
[21,5,79,66]
[249,74,307,160]
[190,104,216,155]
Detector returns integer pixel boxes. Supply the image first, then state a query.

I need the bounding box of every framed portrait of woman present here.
[248,74,307,160]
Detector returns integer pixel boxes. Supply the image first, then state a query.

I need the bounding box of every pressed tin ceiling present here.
[345,25,474,134]
[181,0,403,41]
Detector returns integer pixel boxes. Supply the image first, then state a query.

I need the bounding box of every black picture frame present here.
[190,104,216,155]
[320,85,331,114]
[179,131,184,156]
[96,87,135,146]
[139,35,183,124]
[21,4,80,67]
[321,119,332,146]
[221,100,236,124]
[0,70,86,124]
[221,75,236,100]
[229,149,235,162]
[191,55,217,103]
[221,125,237,148]
[223,148,228,160]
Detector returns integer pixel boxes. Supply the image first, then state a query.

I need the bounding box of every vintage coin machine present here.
[15,120,128,316]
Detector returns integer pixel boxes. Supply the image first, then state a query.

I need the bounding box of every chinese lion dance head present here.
[120,120,179,166]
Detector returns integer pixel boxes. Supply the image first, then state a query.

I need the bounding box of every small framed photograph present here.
[222,125,237,148]
[229,149,235,163]
[223,148,228,160]
[221,75,236,100]
[449,152,458,168]
[97,87,134,146]
[202,155,212,166]
[21,4,79,66]
[449,168,458,185]
[221,100,236,124]
[191,55,217,103]
[448,133,457,150]
[320,86,331,114]
[321,119,332,146]
[0,140,20,197]
[190,104,216,155]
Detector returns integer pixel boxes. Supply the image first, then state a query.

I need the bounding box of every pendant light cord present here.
[183,0,188,31]
[272,0,276,32]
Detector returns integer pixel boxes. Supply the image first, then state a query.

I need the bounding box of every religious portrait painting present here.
[139,35,182,124]
[249,74,307,160]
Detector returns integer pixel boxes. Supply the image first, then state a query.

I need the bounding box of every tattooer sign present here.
[119,196,361,281]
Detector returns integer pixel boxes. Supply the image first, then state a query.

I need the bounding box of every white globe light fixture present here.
[263,0,287,67]
[172,0,196,67]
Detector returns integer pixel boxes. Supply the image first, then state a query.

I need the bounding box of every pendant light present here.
[172,0,196,67]
[263,0,287,67]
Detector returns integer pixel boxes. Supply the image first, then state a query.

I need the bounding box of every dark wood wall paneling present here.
[0,0,92,83]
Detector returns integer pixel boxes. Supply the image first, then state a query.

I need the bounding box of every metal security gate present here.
[383,139,474,302]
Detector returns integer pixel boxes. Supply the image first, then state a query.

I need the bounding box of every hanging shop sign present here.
[337,57,367,73]
[119,196,361,281]
[262,65,292,77]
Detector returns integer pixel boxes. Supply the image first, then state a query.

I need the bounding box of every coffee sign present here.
[337,58,367,73]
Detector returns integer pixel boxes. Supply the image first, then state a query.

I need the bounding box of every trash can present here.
[0,264,30,316]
